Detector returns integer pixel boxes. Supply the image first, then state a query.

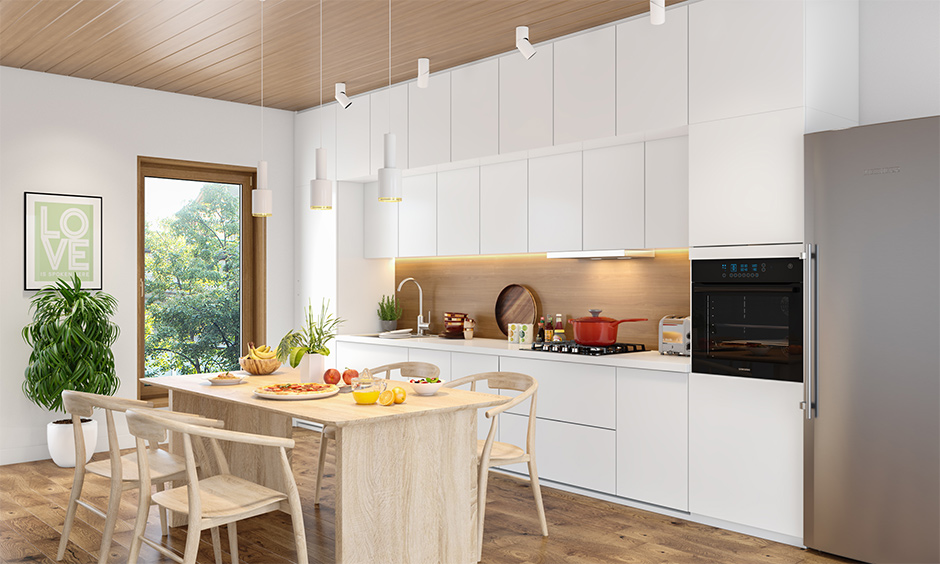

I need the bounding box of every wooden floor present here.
[0,428,860,564]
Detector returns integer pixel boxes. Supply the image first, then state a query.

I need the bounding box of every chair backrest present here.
[61,390,154,473]
[444,372,538,453]
[369,362,440,381]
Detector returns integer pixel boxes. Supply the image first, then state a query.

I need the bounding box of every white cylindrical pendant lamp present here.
[257,159,268,190]
[650,0,665,25]
[417,58,430,88]
[252,160,273,217]
[310,148,333,210]
[378,133,402,202]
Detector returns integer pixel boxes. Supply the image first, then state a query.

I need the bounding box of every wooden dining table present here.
[143,369,506,564]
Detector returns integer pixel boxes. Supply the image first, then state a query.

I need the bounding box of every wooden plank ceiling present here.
[0,0,667,112]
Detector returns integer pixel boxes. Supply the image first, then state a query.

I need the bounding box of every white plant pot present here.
[47,418,98,468]
[299,353,326,383]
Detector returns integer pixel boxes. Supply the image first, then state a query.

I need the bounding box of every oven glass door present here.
[692,284,803,381]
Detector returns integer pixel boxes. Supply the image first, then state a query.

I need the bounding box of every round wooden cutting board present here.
[495,284,538,336]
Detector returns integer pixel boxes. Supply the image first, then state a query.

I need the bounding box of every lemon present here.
[378,390,395,406]
[392,387,407,404]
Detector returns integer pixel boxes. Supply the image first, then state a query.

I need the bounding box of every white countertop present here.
[336,334,691,373]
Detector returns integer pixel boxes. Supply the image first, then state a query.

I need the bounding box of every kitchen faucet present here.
[397,277,430,336]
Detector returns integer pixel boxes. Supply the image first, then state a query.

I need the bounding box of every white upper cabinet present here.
[409,73,451,169]
[528,152,582,253]
[363,181,398,259]
[480,160,527,255]
[689,0,804,124]
[582,143,645,251]
[451,60,499,162]
[436,167,480,256]
[617,6,688,135]
[645,136,689,249]
[553,27,616,145]
[499,44,553,154]
[335,94,371,180]
[689,108,804,247]
[370,84,409,175]
[398,173,437,257]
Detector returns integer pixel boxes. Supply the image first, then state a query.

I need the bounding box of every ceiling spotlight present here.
[650,0,665,25]
[516,26,536,60]
[417,58,430,88]
[335,82,352,109]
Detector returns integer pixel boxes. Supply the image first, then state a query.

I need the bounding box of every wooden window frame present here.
[137,157,266,403]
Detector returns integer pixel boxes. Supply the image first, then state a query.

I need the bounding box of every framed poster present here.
[24,192,103,290]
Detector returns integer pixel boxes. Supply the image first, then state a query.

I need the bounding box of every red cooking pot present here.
[568,309,647,346]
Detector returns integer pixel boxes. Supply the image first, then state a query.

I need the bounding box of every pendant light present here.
[310,0,332,210]
[378,0,401,202]
[252,0,273,217]
[650,0,666,25]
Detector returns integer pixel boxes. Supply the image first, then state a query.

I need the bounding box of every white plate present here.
[253,384,340,400]
[379,329,413,339]
[206,375,248,386]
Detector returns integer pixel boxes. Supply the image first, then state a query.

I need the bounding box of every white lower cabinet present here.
[451,352,500,442]
[407,348,452,382]
[499,412,617,495]
[616,368,688,511]
[688,373,803,538]
[334,341,409,373]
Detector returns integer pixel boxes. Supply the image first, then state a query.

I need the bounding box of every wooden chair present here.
[313,361,440,505]
[124,408,308,564]
[57,390,223,564]
[444,372,548,561]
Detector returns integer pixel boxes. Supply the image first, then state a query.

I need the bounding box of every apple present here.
[343,368,358,385]
[323,368,341,385]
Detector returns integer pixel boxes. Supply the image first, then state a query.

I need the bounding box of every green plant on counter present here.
[377,294,402,321]
[277,299,344,368]
[22,274,120,413]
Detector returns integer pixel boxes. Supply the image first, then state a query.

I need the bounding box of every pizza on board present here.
[254,382,338,396]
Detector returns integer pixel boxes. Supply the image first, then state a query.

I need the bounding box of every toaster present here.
[659,315,691,356]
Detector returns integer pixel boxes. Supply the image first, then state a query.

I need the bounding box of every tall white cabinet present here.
[553,27,616,145]
[409,73,451,168]
[451,60,499,161]
[499,44,554,154]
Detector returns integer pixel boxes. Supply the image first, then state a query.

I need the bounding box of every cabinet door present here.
[554,27,616,145]
[645,136,689,249]
[409,73,451,168]
[689,108,804,247]
[617,6,688,135]
[500,413,617,494]
[689,0,804,124]
[499,45,553,154]
[498,356,616,429]
[437,167,480,256]
[616,368,688,511]
[370,84,409,175]
[582,143,645,251]
[363,181,398,258]
[335,342,409,374]
[451,60,499,161]
[335,93,371,180]
[398,173,437,257]
[480,160,527,254]
[452,352,500,442]
[689,373,803,537]
[407,348,451,382]
[527,152,582,253]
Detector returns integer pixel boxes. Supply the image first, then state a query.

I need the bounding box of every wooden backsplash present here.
[394,250,690,349]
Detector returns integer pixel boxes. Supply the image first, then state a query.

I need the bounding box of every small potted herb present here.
[377,294,402,331]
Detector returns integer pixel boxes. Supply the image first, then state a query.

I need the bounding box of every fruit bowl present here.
[239,357,281,375]
[409,380,444,396]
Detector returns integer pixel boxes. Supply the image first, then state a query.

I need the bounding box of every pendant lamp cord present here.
[260,0,265,161]
[319,0,323,148]
[388,0,392,133]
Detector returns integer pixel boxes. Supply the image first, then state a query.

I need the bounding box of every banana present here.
[255,349,276,359]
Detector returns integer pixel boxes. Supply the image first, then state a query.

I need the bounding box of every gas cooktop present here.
[528,341,647,356]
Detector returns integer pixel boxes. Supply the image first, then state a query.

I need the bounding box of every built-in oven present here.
[690,245,804,382]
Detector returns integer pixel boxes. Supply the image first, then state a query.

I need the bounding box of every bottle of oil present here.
[544,315,554,342]
[536,317,546,343]
[553,313,565,341]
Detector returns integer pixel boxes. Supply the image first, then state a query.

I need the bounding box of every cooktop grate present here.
[528,341,647,356]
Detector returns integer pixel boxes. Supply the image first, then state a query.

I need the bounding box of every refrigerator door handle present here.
[802,243,816,420]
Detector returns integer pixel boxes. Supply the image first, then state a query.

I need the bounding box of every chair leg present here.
[314,432,329,506]
[476,466,490,563]
[210,527,223,564]
[286,491,309,564]
[155,481,168,536]
[126,491,152,564]
[527,459,548,537]
[96,472,124,564]
[181,515,202,564]
[227,522,239,564]
[57,469,86,560]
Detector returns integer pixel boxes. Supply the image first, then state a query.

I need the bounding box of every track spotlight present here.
[516,26,536,60]
[417,58,430,88]
[650,0,665,25]
[335,82,352,109]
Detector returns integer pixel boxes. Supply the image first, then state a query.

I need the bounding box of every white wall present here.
[859,0,940,125]
[0,68,295,464]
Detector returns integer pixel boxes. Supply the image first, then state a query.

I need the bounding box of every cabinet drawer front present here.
[499,356,616,429]
[499,413,616,494]
[334,342,409,374]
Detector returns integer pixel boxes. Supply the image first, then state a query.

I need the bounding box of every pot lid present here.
[570,309,617,323]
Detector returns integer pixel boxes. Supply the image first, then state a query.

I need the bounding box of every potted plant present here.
[377,294,402,331]
[22,274,120,467]
[277,299,343,383]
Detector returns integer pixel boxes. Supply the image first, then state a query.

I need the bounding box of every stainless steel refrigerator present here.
[803,116,940,564]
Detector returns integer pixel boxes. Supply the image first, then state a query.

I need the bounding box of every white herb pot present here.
[299,353,326,383]
[48,418,98,468]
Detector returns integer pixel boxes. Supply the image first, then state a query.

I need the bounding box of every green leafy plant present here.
[276,299,344,368]
[22,274,120,413]
[377,294,402,321]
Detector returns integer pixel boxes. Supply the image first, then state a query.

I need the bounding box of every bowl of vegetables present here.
[408,377,444,396]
